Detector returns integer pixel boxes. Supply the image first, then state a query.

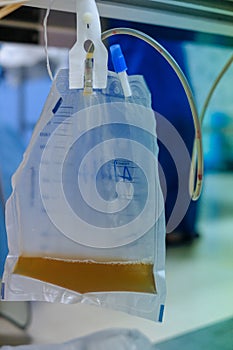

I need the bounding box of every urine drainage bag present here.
[2,69,166,321]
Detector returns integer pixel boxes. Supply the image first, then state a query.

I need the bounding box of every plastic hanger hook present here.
[69,0,108,89]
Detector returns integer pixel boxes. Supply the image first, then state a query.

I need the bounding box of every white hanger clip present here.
[69,0,108,89]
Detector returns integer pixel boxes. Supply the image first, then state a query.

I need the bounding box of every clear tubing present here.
[43,0,54,81]
[200,53,233,125]
[102,28,203,200]
[190,53,233,195]
[84,52,94,95]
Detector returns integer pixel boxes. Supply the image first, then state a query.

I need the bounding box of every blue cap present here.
[110,44,127,73]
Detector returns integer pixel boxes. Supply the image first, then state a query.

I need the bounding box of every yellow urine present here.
[14,256,156,294]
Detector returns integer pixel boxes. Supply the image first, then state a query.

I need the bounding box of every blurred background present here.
[0,1,232,349]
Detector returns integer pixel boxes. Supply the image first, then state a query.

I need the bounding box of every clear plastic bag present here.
[1,328,156,350]
[1,69,166,321]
